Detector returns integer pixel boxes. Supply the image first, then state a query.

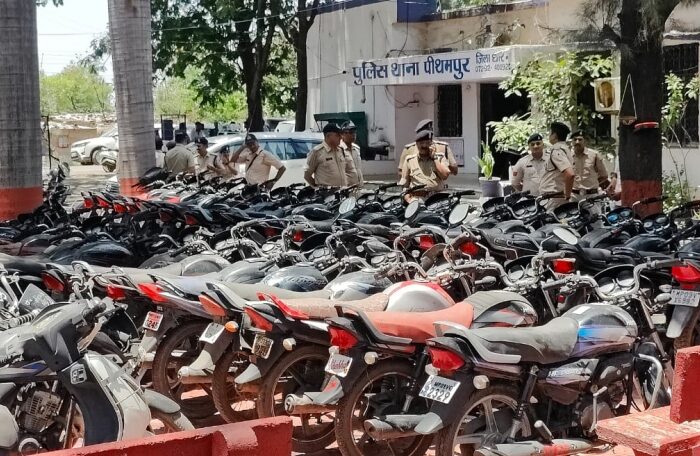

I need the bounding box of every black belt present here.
[574,189,598,195]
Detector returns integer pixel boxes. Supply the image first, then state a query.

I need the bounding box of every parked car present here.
[274,120,295,133]
[71,127,118,165]
[208,132,322,187]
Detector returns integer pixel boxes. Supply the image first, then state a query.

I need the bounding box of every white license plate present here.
[670,289,700,307]
[418,375,461,404]
[325,353,353,378]
[252,334,274,359]
[199,323,225,344]
[142,311,164,331]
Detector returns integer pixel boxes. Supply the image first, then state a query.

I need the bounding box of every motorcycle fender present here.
[58,359,122,445]
[188,331,235,371]
[414,379,475,435]
[0,404,18,449]
[143,389,181,414]
[667,305,697,339]
[315,352,367,405]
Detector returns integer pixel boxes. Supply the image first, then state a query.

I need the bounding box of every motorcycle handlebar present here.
[82,302,107,324]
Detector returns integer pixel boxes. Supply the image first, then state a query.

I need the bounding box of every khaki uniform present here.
[195,152,216,175]
[539,142,573,210]
[164,144,195,174]
[511,153,546,196]
[571,148,607,200]
[305,142,358,187]
[236,148,284,185]
[399,141,456,174]
[400,152,448,192]
[342,141,364,187]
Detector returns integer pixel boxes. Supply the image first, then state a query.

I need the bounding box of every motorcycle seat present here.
[467,290,533,320]
[451,316,579,365]
[282,293,389,319]
[366,300,474,344]
[307,220,335,232]
[223,282,331,301]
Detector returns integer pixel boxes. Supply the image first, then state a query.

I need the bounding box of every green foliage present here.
[200,93,247,121]
[662,72,700,140]
[662,170,691,212]
[488,52,614,154]
[487,113,539,155]
[476,141,495,179]
[40,65,112,115]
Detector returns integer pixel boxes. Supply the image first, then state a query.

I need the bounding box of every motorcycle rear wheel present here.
[434,383,530,456]
[211,348,257,423]
[150,410,195,432]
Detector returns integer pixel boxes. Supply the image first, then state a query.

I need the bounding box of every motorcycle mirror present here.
[339,196,357,215]
[405,200,421,220]
[553,227,579,246]
[261,242,278,253]
[448,204,470,226]
[59,161,71,177]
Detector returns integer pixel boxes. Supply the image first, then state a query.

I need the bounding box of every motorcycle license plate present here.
[142,311,164,331]
[670,289,700,307]
[199,323,225,344]
[252,334,274,359]
[419,375,461,404]
[325,354,353,378]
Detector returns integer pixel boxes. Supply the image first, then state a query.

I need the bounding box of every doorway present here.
[479,83,529,180]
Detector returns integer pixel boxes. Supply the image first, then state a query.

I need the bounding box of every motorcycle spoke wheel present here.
[212,349,257,423]
[335,359,433,456]
[435,384,530,456]
[256,345,335,454]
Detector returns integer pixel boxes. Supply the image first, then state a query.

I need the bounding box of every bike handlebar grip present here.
[82,302,107,323]
[450,233,470,248]
[652,258,683,269]
[542,278,569,291]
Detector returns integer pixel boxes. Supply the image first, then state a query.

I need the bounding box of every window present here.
[663,43,699,144]
[437,85,462,137]
[286,140,321,160]
[258,141,286,160]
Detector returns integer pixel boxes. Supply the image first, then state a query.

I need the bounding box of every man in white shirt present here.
[341,121,364,187]
[194,138,217,178]
[230,134,286,187]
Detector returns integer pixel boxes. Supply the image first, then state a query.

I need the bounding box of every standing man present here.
[230,134,286,187]
[194,138,217,177]
[398,119,458,177]
[539,122,575,210]
[164,131,195,174]
[569,130,610,203]
[190,122,206,143]
[511,133,546,195]
[340,121,364,187]
[400,129,451,201]
[305,123,358,188]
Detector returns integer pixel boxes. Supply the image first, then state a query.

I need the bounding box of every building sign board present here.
[348,47,514,86]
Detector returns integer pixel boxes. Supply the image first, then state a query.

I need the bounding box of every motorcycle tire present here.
[335,359,433,456]
[211,348,257,423]
[674,306,700,352]
[256,344,335,454]
[151,321,217,420]
[434,383,530,456]
[150,409,195,432]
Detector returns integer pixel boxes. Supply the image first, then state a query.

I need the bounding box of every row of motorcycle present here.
[0,164,698,455]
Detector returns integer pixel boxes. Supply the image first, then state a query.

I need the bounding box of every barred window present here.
[437,85,462,137]
[663,43,699,144]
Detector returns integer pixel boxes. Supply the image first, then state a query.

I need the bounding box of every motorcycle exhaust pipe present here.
[474,439,594,456]
[284,394,335,415]
[363,415,424,441]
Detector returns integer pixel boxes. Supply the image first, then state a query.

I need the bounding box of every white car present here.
[71,127,119,165]
[207,132,323,187]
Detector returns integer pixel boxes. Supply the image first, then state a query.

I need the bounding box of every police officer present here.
[400,129,451,201]
[304,123,358,188]
[398,119,458,177]
[340,121,364,187]
[539,121,575,210]
[511,133,546,195]
[569,129,610,202]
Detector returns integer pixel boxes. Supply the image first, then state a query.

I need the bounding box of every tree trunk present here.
[0,1,43,219]
[108,0,155,196]
[618,0,669,215]
[295,38,308,131]
[241,50,265,131]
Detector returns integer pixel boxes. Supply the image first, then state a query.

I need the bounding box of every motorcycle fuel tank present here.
[261,264,328,291]
[324,270,392,300]
[563,304,638,358]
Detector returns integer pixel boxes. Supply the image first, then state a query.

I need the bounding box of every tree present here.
[108,0,155,195]
[0,0,44,219]
[151,0,284,131]
[279,0,320,130]
[40,66,113,115]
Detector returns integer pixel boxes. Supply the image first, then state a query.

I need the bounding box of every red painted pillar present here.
[671,346,700,424]
[0,1,44,219]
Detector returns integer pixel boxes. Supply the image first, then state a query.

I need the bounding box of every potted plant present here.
[476,141,503,198]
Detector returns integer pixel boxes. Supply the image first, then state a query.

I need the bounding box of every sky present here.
[36,0,112,82]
